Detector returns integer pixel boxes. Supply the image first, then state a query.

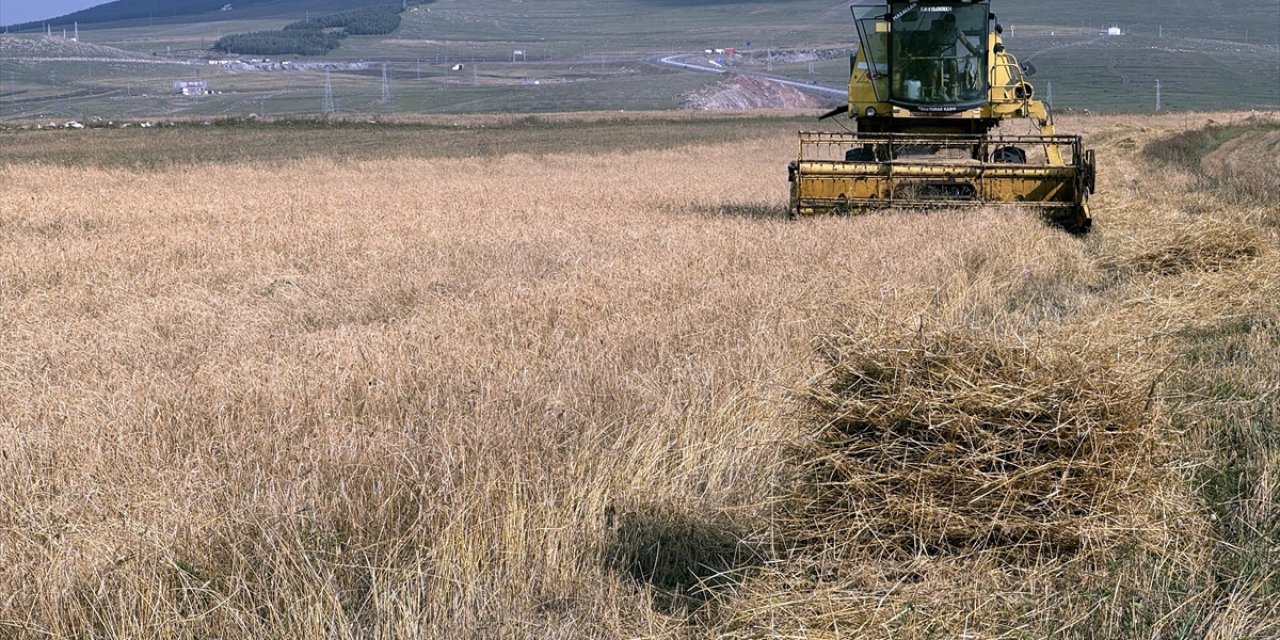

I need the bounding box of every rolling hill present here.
[3,0,402,32]
[13,0,1279,45]
[0,0,1275,119]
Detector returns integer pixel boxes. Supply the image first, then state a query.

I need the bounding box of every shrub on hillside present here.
[212,1,434,56]
[213,30,346,56]
[285,5,404,35]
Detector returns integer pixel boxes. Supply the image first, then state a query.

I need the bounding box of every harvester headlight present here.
[865,106,877,117]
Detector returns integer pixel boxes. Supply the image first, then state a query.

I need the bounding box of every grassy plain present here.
[1,111,1278,637]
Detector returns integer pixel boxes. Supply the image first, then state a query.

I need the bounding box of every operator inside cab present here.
[892,5,988,108]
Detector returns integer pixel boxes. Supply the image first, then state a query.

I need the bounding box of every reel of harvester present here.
[789,0,1095,234]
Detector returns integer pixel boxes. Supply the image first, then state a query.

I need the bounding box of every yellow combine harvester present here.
[788,0,1095,232]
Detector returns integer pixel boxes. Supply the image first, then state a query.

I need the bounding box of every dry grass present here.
[717,324,1192,639]
[0,111,1277,638]
[1102,219,1267,276]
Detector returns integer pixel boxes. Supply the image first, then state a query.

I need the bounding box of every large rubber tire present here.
[992,146,1028,163]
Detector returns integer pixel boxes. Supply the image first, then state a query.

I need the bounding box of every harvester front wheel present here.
[992,146,1027,163]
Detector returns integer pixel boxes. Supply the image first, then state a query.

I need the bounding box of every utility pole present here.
[1155,79,1161,111]
[381,63,392,105]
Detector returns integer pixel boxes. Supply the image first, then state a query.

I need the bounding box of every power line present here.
[322,69,335,114]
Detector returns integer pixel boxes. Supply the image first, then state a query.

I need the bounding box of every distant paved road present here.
[650,53,847,99]
[2,86,123,106]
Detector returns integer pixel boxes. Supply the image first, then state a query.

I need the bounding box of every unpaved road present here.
[650,53,848,99]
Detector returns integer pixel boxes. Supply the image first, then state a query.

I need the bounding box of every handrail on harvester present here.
[796,131,1083,166]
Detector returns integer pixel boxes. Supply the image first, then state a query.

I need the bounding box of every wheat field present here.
[1,111,1277,638]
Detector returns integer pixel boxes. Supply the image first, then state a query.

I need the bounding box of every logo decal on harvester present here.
[892,3,952,21]
[891,2,920,20]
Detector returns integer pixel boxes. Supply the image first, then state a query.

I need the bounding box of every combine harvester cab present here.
[789,0,1096,233]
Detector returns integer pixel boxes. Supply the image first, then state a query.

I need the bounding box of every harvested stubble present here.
[788,326,1164,559]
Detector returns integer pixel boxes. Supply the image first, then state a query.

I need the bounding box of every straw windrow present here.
[1104,219,1266,277]
[786,327,1165,560]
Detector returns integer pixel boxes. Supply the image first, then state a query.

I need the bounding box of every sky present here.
[1,0,101,26]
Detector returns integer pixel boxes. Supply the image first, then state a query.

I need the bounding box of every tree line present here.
[212,30,348,56]
[213,2,433,56]
[284,4,405,35]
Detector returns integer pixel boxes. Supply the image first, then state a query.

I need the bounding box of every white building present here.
[172,80,210,96]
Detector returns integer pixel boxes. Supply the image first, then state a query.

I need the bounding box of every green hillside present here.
[0,0,1276,119]
[998,0,1280,42]
[3,0,401,31]
[12,0,1279,45]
